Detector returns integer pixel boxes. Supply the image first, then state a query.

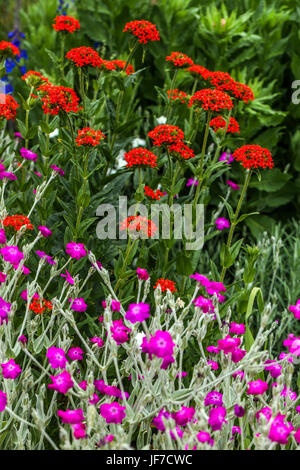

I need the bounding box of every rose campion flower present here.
[204,390,223,407]
[60,269,74,285]
[110,319,131,344]
[20,147,38,161]
[0,297,11,325]
[268,414,294,445]
[207,345,220,354]
[229,322,245,335]
[0,390,7,411]
[69,297,87,312]
[219,151,233,164]
[90,337,104,348]
[0,229,6,244]
[79,381,87,391]
[197,431,211,443]
[190,273,211,287]
[48,370,74,394]
[246,379,268,395]
[65,241,87,260]
[46,346,68,369]
[186,178,198,187]
[172,406,195,426]
[289,300,300,320]
[294,428,300,444]
[50,164,65,176]
[68,347,84,361]
[148,330,175,358]
[207,361,219,370]
[100,402,126,424]
[0,272,7,283]
[215,217,230,231]
[89,394,100,405]
[170,426,184,440]
[231,348,247,363]
[256,407,272,423]
[234,405,245,418]
[18,335,28,345]
[226,180,240,190]
[264,360,282,378]
[1,359,22,379]
[20,290,39,301]
[192,296,214,314]
[208,406,227,431]
[125,303,150,323]
[38,225,52,237]
[57,408,84,424]
[72,422,86,439]
[153,408,170,431]
[218,335,241,354]
[111,300,121,312]
[1,246,24,265]
[136,267,149,280]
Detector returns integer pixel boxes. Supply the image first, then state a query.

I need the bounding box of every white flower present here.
[132,138,146,148]
[156,115,167,124]
[49,128,59,138]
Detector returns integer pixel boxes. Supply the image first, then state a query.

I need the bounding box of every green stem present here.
[166,68,178,122]
[60,34,65,80]
[192,110,212,209]
[220,170,252,283]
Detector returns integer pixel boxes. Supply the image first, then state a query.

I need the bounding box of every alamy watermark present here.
[96,197,204,251]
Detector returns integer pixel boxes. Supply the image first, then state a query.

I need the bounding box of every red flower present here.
[29,298,53,314]
[0,41,20,58]
[100,59,134,75]
[0,94,19,120]
[233,82,255,103]
[232,145,274,169]
[120,216,158,237]
[52,15,80,34]
[207,72,254,103]
[168,142,195,160]
[185,64,211,80]
[144,186,164,200]
[148,124,184,147]
[37,84,80,115]
[66,47,102,68]
[22,71,51,88]
[189,88,233,112]
[167,89,188,103]
[210,116,240,134]
[166,52,194,68]
[123,20,160,44]
[124,148,158,168]
[2,215,33,231]
[154,278,177,293]
[75,128,105,147]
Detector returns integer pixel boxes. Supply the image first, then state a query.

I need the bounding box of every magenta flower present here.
[38,225,52,237]
[264,360,282,378]
[256,407,272,423]
[18,335,28,345]
[46,346,68,369]
[1,359,22,379]
[60,269,74,285]
[234,404,245,418]
[207,360,219,370]
[294,428,300,444]
[232,370,244,380]
[110,319,131,345]
[148,330,175,358]
[206,281,226,297]
[0,390,7,412]
[137,267,149,280]
[69,297,87,312]
[231,348,247,363]
[207,345,220,354]
[111,300,121,312]
[190,273,211,287]
[48,370,74,394]
[0,229,6,244]
[20,290,39,301]
[79,381,87,390]
[192,296,214,314]
[153,408,171,431]
[218,335,241,354]
[215,217,230,231]
[125,302,150,323]
[0,297,11,325]
[226,180,240,190]
[68,347,84,361]
[186,178,198,187]
[204,390,223,407]
[246,379,268,395]
[160,355,175,369]
[197,431,211,443]
[289,300,300,319]
[0,272,7,283]
[89,393,100,405]
[1,246,24,265]
[100,402,126,424]
[72,422,87,439]
[57,408,84,424]
[229,322,245,335]
[50,164,65,175]
[268,414,294,445]
[172,406,195,426]
[15,132,23,139]
[90,337,104,348]
[208,406,227,431]
[35,250,56,265]
[219,151,233,164]
[20,147,38,161]
[170,426,184,440]
[65,241,87,260]
[287,337,300,356]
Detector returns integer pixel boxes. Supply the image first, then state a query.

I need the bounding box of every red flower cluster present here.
[37,84,80,115]
[189,88,233,112]
[168,142,195,160]
[120,216,158,237]
[52,15,80,34]
[232,145,274,169]
[75,128,105,147]
[207,71,254,103]
[66,47,102,68]
[2,215,33,231]
[0,94,19,120]
[185,64,211,80]
[210,116,240,134]
[153,278,177,293]
[124,148,158,168]
[123,20,160,44]
[144,186,164,200]
[0,40,20,58]
[29,299,53,314]
[148,124,184,147]
[22,71,50,88]
[167,89,188,103]
[100,59,134,75]
[166,52,194,68]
